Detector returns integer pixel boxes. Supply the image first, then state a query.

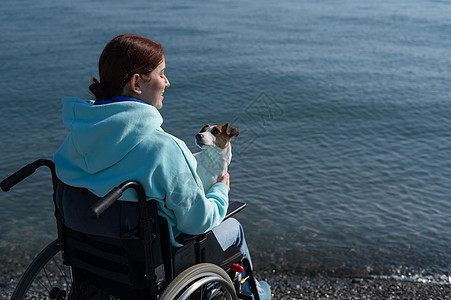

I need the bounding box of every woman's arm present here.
[156,135,230,236]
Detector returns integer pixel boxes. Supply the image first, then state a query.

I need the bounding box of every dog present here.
[194,123,240,193]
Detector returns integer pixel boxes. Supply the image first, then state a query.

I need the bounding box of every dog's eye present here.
[200,125,210,132]
[211,128,220,135]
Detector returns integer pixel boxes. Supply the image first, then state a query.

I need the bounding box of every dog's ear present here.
[223,123,240,138]
[230,127,240,138]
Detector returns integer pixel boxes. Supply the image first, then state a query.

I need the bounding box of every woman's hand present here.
[218,173,230,192]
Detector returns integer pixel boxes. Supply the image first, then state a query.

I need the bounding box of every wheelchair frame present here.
[1,159,261,300]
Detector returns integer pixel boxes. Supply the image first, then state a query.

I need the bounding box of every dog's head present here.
[195,123,240,149]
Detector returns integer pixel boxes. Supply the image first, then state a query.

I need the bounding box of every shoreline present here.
[1,258,449,299]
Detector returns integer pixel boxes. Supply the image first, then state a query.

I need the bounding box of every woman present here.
[54,34,270,299]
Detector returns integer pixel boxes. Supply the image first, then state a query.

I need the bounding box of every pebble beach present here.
[1,250,449,300]
[2,269,450,299]
[259,270,451,299]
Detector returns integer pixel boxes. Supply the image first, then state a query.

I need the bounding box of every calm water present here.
[0,0,450,283]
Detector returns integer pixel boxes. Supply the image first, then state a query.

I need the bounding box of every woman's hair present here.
[89,34,165,100]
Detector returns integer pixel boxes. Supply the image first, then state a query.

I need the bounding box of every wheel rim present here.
[178,274,235,300]
[160,263,237,300]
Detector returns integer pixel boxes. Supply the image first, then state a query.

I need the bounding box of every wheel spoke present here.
[41,265,53,293]
[52,255,67,283]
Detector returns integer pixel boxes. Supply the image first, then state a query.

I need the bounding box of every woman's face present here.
[139,59,170,109]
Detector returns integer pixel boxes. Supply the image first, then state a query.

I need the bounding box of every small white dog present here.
[194,123,240,193]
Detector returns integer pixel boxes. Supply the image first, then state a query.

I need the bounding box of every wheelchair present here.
[1,159,261,300]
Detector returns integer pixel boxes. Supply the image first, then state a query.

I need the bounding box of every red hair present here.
[89,34,165,100]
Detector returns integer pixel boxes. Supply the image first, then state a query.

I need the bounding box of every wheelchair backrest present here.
[55,181,169,299]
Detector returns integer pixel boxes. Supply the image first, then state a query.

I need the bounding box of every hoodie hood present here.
[55,97,163,174]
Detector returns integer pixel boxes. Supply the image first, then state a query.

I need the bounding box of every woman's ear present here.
[129,73,142,95]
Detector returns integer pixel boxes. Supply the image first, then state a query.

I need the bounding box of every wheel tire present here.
[160,263,237,300]
[11,239,72,300]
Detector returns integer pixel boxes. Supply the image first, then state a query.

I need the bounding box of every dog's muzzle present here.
[195,133,205,145]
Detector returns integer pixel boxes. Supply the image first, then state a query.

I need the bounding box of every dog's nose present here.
[195,133,203,141]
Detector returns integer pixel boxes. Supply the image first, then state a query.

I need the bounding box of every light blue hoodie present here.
[54,97,229,247]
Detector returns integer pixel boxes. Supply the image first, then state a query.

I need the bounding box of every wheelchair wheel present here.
[160,263,237,300]
[11,239,72,300]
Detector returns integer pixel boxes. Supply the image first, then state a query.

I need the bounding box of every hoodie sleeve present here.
[157,135,229,235]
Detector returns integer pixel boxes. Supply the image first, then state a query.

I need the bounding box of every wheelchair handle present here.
[1,159,56,192]
[88,187,123,219]
[88,180,146,219]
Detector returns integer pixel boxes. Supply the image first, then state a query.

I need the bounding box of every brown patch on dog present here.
[214,123,240,149]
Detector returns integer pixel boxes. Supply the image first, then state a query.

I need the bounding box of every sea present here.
[0,0,450,284]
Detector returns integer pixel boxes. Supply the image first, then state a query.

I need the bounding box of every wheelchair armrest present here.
[175,232,204,246]
[176,201,246,245]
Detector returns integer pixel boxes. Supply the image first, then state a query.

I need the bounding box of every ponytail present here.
[89,78,111,100]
